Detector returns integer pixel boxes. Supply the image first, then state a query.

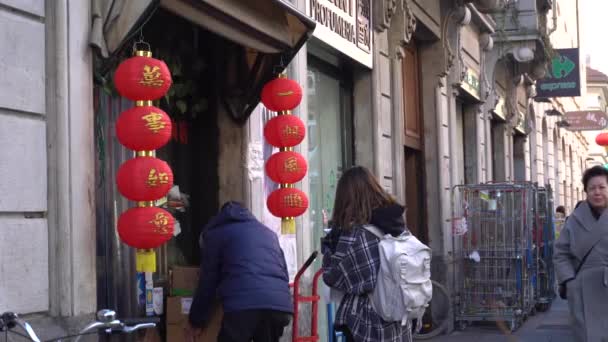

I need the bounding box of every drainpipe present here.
[548,0,558,35]
[576,0,580,47]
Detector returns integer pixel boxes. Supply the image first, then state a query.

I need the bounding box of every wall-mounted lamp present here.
[512,47,535,63]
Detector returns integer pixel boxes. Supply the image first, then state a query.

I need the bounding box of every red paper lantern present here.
[265,151,307,184]
[267,188,309,218]
[597,133,608,146]
[116,106,172,151]
[261,77,303,112]
[264,115,306,148]
[114,54,172,101]
[118,206,174,249]
[116,157,174,201]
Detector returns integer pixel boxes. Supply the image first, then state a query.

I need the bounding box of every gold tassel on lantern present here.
[281,217,296,234]
[280,182,296,234]
[136,249,157,272]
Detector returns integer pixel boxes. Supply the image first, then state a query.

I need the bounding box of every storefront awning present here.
[91,0,315,123]
[162,0,314,54]
[161,0,315,123]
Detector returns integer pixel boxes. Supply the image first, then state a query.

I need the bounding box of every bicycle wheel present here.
[413,280,451,340]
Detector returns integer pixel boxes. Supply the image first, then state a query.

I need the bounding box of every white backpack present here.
[363,225,432,330]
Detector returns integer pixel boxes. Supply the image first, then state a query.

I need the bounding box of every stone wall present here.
[0,0,49,314]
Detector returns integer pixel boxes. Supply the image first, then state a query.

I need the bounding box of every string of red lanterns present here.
[114,49,175,272]
[261,74,309,234]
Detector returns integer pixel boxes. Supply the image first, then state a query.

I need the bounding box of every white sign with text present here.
[306,0,373,68]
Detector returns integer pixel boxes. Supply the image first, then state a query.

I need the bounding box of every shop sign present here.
[493,97,506,120]
[460,68,481,100]
[307,0,372,68]
[536,48,581,98]
[563,110,608,131]
[515,111,526,134]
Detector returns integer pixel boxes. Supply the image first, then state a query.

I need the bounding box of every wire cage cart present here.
[534,186,556,311]
[486,182,556,312]
[451,183,536,332]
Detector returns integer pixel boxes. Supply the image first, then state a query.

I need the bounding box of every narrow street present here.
[428,299,573,342]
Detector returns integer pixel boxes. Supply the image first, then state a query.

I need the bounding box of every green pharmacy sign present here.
[536,48,581,98]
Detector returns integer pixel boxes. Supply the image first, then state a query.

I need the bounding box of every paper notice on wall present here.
[247,142,264,181]
[180,297,193,315]
[453,217,468,236]
[279,234,298,281]
[487,199,497,211]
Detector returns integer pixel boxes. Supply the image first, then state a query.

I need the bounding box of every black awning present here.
[161,0,316,123]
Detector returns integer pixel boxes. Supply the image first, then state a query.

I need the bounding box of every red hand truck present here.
[290,251,324,342]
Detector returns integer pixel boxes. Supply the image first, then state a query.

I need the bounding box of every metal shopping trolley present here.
[534,185,556,311]
[452,183,536,332]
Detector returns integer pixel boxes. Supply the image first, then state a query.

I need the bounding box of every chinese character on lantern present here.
[149,212,170,234]
[140,65,164,87]
[285,193,303,207]
[142,112,166,133]
[284,157,299,172]
[283,125,300,138]
[147,168,169,187]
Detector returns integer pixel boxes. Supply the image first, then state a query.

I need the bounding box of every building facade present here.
[0,0,597,340]
[0,1,96,337]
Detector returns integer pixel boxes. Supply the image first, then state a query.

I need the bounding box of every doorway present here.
[402,41,427,242]
[404,147,426,242]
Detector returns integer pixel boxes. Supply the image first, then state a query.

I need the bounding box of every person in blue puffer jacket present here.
[187,201,293,342]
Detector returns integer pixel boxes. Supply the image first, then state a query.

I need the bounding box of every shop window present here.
[513,135,527,181]
[491,120,507,182]
[306,57,353,250]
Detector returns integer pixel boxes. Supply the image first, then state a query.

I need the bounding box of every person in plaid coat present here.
[322,166,413,342]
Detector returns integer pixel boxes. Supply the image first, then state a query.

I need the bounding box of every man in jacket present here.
[187,201,292,342]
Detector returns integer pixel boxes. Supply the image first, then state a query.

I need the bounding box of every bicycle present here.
[0,309,159,341]
[412,280,451,340]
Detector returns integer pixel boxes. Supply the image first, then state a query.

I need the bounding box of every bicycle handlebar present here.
[122,317,161,325]
[74,312,159,341]
[0,312,41,342]
[0,310,157,342]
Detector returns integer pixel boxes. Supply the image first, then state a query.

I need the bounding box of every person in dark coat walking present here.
[187,201,292,342]
[322,166,412,342]
[554,166,608,341]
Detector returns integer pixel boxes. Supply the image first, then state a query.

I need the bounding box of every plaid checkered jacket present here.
[322,225,412,342]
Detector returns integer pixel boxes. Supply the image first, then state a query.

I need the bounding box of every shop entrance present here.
[95,8,232,315]
[306,53,354,248]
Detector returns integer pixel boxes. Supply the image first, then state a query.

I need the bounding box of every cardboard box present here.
[171,266,200,296]
[166,296,192,325]
[166,296,222,342]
